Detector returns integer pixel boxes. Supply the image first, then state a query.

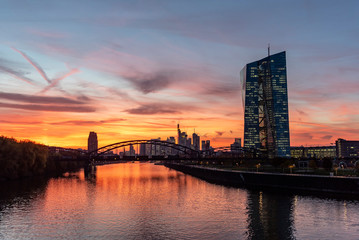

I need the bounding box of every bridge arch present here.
[88,139,201,160]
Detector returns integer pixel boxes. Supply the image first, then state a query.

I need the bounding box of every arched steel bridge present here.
[88,139,201,159]
[49,140,261,162]
[87,140,261,159]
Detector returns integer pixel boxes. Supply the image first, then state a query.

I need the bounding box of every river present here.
[0,163,358,239]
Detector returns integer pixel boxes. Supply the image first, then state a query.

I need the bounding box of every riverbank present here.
[165,163,359,197]
[0,136,83,181]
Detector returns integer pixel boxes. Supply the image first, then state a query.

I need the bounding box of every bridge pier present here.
[84,158,96,178]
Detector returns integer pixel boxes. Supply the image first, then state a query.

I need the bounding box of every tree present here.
[0,136,48,179]
[354,161,359,173]
[322,158,333,171]
[309,159,317,169]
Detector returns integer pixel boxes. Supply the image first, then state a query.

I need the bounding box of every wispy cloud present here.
[12,47,51,83]
[0,91,87,105]
[143,122,173,128]
[27,28,68,39]
[39,68,80,94]
[78,80,135,102]
[215,131,225,136]
[50,118,126,125]
[291,121,329,128]
[0,64,35,85]
[202,81,240,97]
[12,47,80,93]
[122,70,176,94]
[0,91,95,113]
[0,58,35,85]
[321,135,332,140]
[296,109,308,116]
[0,102,95,112]
[125,103,181,115]
[292,132,314,140]
[0,119,44,125]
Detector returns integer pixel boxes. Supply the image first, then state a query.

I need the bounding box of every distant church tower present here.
[88,131,98,153]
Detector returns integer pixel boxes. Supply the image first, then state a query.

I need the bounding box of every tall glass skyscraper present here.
[240,51,290,158]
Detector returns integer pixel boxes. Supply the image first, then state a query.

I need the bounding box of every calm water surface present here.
[0,163,358,239]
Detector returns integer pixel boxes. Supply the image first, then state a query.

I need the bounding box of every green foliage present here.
[0,136,48,179]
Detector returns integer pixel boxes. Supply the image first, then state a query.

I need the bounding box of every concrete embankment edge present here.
[164,163,359,197]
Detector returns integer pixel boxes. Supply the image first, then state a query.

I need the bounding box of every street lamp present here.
[289,164,295,174]
[256,163,261,172]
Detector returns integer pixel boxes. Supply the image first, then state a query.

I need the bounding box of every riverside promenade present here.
[165,163,359,197]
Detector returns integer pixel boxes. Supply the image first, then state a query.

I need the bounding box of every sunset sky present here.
[1,0,358,148]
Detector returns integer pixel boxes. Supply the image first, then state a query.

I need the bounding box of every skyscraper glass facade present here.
[241,51,290,158]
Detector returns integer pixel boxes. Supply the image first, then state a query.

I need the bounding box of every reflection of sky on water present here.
[0,163,358,239]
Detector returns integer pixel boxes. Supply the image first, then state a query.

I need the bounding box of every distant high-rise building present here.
[167,137,176,155]
[129,144,135,156]
[146,143,152,157]
[336,139,359,158]
[201,140,212,156]
[177,124,187,146]
[205,140,211,150]
[202,140,211,151]
[187,138,192,148]
[139,143,146,156]
[151,138,161,156]
[87,131,98,153]
[240,51,290,158]
[230,138,241,153]
[167,136,176,144]
[192,132,200,151]
[177,124,189,156]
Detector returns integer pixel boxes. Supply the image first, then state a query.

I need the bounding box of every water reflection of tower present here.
[246,191,295,240]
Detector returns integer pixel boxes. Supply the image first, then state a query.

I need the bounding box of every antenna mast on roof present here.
[268,43,270,56]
